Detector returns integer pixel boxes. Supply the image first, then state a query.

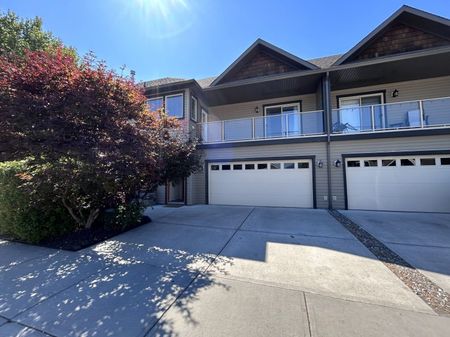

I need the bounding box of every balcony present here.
[197,110,325,144]
[331,97,450,134]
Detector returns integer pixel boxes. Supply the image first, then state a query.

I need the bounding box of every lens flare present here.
[127,0,195,39]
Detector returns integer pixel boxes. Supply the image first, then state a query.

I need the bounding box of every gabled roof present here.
[210,39,319,86]
[308,54,342,69]
[197,76,217,88]
[142,77,186,88]
[334,5,450,65]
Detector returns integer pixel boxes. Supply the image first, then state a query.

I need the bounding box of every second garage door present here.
[208,159,313,208]
[345,155,450,213]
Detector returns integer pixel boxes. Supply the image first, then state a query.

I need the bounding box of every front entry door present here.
[167,178,185,204]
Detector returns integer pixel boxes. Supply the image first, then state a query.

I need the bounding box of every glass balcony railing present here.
[197,110,325,143]
[331,97,450,134]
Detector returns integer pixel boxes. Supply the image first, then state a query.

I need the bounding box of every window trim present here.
[201,107,208,122]
[147,96,164,112]
[263,101,302,117]
[336,91,386,109]
[190,96,198,122]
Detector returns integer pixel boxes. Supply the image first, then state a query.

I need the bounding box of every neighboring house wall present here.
[186,88,208,205]
[191,141,329,208]
[151,88,191,205]
[329,134,450,209]
[208,93,320,122]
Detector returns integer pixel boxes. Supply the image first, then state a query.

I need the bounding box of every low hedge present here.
[0,160,76,243]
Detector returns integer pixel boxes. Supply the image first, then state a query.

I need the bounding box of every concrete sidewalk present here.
[0,206,448,337]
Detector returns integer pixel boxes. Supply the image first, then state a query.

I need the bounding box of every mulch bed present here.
[329,209,450,316]
[41,215,152,251]
[1,215,151,252]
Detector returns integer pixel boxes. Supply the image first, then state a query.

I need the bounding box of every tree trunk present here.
[62,197,100,229]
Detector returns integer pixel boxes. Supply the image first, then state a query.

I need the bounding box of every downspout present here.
[324,72,333,209]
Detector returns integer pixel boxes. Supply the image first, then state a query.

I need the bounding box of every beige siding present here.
[209,94,320,122]
[190,141,330,208]
[331,75,450,108]
[187,76,450,209]
[330,134,450,209]
[156,185,166,204]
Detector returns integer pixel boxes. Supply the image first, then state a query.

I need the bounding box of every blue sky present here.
[1,0,449,81]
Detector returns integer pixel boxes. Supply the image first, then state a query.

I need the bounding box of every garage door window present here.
[364,160,378,167]
[441,158,450,165]
[222,164,231,170]
[257,163,268,169]
[211,165,220,170]
[270,163,281,169]
[347,160,360,167]
[284,163,295,169]
[245,164,255,170]
[382,159,396,166]
[233,164,242,170]
[420,158,436,166]
[400,159,415,166]
[298,162,309,169]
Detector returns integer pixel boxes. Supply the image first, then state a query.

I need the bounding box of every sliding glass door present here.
[338,93,384,131]
[264,103,301,137]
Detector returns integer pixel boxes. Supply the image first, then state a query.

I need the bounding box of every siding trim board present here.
[198,135,327,149]
[330,127,450,141]
[204,156,317,209]
[341,149,450,210]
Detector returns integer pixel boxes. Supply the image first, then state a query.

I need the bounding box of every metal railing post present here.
[285,114,289,137]
[252,117,255,140]
[371,105,375,131]
[221,121,225,142]
[419,100,424,128]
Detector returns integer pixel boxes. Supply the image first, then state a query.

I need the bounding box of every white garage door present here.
[346,155,450,213]
[208,160,313,208]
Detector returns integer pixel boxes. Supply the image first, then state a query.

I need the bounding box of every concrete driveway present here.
[0,206,449,337]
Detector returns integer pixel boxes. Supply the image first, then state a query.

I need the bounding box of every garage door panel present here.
[346,156,450,213]
[209,160,313,208]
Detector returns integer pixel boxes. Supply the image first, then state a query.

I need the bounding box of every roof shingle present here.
[141,77,186,88]
[141,54,344,90]
[308,54,343,69]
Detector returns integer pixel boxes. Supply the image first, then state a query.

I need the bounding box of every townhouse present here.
[142,5,450,213]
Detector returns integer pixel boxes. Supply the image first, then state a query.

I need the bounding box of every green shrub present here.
[97,202,143,231]
[0,161,76,243]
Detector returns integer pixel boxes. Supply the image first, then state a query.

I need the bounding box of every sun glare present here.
[128,0,195,39]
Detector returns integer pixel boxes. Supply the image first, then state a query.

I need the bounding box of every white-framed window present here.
[264,102,301,137]
[191,96,198,122]
[201,108,207,120]
[165,93,184,118]
[147,97,163,112]
[338,93,384,131]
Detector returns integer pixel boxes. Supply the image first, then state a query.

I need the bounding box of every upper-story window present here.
[191,96,198,122]
[165,94,184,118]
[147,97,163,112]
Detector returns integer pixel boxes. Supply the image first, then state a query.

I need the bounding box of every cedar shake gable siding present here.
[219,49,302,83]
[354,23,450,61]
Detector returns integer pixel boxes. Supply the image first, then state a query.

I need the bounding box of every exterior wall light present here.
[334,159,341,168]
[392,89,399,98]
[255,106,259,114]
[316,160,323,168]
